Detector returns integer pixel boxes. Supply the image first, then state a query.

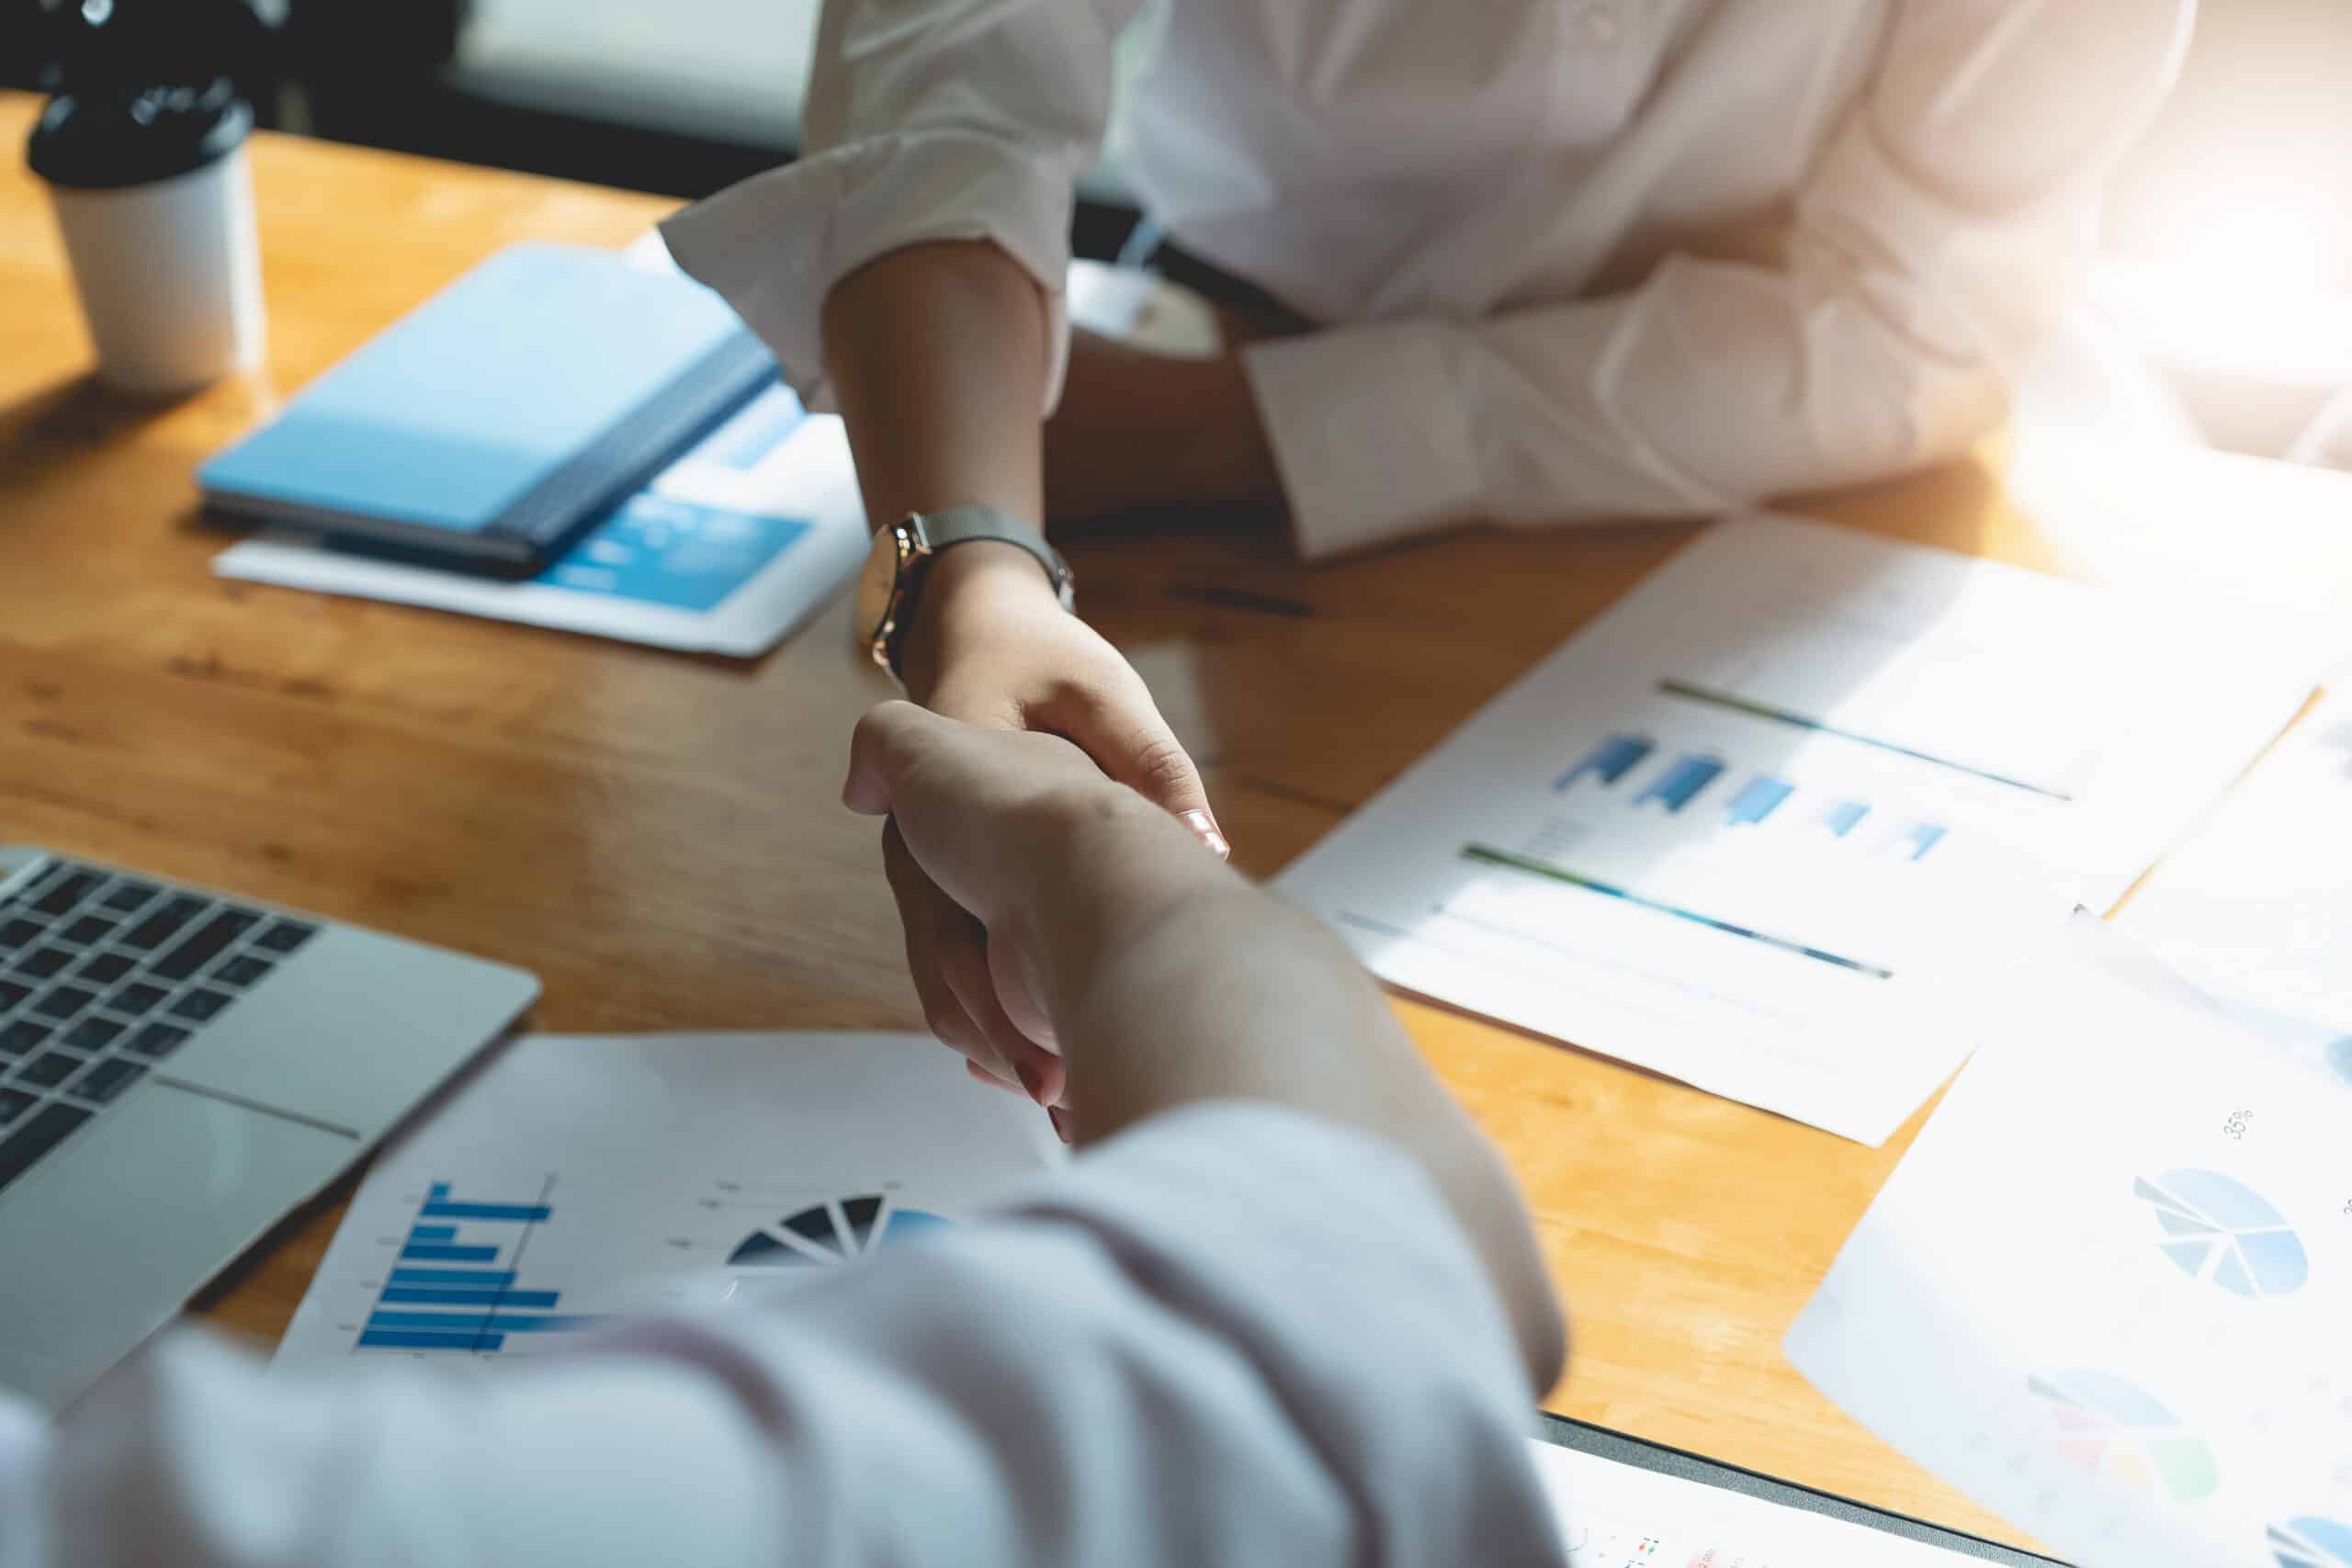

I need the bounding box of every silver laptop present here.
[0,846,539,1409]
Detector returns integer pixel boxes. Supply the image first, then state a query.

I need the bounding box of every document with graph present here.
[1785,917,2352,1568]
[1275,513,2323,1143]
[275,1032,1061,1367]
[2120,678,2352,1047]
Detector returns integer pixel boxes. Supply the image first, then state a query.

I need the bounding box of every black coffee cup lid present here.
[28,78,254,192]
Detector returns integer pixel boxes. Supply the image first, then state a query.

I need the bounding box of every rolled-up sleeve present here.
[1246,0,2193,559]
[659,0,1138,412]
[17,1105,1566,1568]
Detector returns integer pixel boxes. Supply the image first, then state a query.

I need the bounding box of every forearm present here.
[1023,800,1566,1389]
[822,239,1049,530]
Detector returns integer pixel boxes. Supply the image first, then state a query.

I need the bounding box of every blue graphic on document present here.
[358,1180,603,1353]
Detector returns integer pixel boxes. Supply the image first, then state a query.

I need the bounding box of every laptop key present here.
[69,1056,143,1104]
[0,979,28,1012]
[168,988,233,1023]
[29,872,99,918]
[17,1052,84,1089]
[61,915,115,947]
[0,1089,31,1124]
[253,919,318,955]
[13,948,72,980]
[120,895,207,952]
[0,1101,92,1197]
[33,986,96,1022]
[0,919,40,950]
[0,1021,51,1057]
[127,1022,190,1059]
[74,952,134,987]
[106,981,168,1017]
[62,1016,125,1052]
[101,880,160,913]
[153,910,259,983]
[211,954,275,988]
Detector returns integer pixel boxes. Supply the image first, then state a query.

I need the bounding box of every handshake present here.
[842,701,1565,1388]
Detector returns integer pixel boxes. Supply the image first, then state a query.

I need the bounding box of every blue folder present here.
[198,243,775,570]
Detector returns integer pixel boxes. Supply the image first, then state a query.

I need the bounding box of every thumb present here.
[842,700,942,818]
[1051,683,1229,860]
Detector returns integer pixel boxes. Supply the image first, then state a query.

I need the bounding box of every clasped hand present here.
[864,542,1227,1117]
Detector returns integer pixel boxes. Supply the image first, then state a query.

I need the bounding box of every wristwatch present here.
[857,503,1076,686]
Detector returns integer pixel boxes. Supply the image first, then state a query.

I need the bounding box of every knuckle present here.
[1129,731,1199,796]
[919,995,971,1046]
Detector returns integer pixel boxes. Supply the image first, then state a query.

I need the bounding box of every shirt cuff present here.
[1241,321,1487,560]
[659,129,1077,414]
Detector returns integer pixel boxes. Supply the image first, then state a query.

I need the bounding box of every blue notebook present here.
[199,243,776,571]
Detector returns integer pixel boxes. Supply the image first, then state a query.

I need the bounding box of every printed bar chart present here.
[1819,801,1869,838]
[1555,733,1654,792]
[1898,823,1948,862]
[356,1178,604,1354]
[1549,728,1964,866]
[1724,776,1793,828]
[1634,754,1726,814]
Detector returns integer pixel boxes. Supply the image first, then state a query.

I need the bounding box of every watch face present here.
[856,525,905,649]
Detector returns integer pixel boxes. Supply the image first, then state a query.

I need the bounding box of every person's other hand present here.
[842,699,1229,1113]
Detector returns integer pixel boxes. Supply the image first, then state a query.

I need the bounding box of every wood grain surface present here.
[8,90,2351,1552]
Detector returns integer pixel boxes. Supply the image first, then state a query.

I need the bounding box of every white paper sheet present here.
[1275,514,2324,1144]
[1785,918,2352,1568]
[275,1032,1062,1369]
[1528,1438,2024,1565]
[2119,680,2352,1058]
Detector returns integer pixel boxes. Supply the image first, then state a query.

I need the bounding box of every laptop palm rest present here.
[0,1084,354,1411]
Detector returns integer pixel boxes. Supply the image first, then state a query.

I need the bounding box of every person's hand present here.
[886,549,1226,1111]
[842,699,1231,1118]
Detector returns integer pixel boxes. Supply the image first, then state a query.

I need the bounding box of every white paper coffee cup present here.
[30,84,266,396]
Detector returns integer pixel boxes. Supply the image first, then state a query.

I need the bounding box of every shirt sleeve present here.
[16,1105,1566,1568]
[656,0,1139,413]
[1243,0,2193,560]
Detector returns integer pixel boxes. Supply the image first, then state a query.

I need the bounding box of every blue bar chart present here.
[1898,823,1947,862]
[357,1179,603,1354]
[1552,732,1952,865]
[1633,754,1726,814]
[1555,734,1656,792]
[1724,776,1793,828]
[1819,801,1869,838]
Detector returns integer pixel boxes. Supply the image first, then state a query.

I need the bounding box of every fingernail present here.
[1048,1104,1074,1145]
[1180,809,1231,861]
[1016,1059,1047,1101]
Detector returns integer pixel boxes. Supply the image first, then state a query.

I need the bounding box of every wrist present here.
[898,536,1064,700]
[1020,792,1241,1016]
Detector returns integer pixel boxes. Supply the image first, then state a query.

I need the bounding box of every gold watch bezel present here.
[857,516,928,684]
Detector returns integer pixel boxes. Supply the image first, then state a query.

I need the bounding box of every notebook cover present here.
[198,243,763,561]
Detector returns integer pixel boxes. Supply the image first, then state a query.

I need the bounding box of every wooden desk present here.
[8,90,2351,1551]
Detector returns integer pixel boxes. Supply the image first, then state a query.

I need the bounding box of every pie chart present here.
[2270,1517,2352,1568]
[2134,1168,2307,1300]
[726,1194,950,1267]
[2028,1369,2220,1502]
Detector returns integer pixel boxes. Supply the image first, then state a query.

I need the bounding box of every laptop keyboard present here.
[0,858,317,1199]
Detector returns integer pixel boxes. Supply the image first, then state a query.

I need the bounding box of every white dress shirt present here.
[0,1105,1566,1568]
[662,0,2190,558]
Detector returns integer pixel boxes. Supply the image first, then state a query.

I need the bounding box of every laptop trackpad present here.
[0,1084,355,1412]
